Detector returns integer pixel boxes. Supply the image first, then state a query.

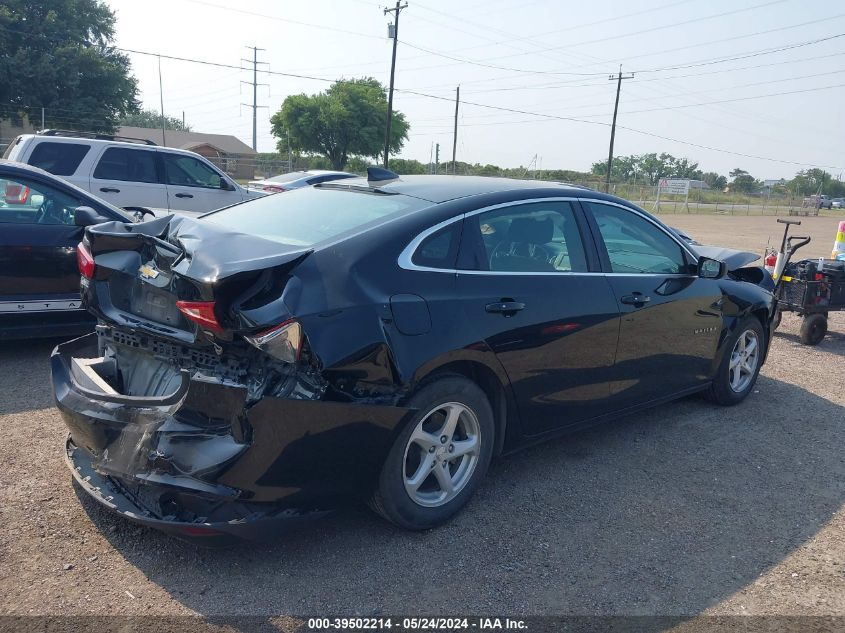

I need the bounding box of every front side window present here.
[164,154,223,189]
[458,201,588,273]
[0,176,83,225]
[586,202,688,274]
[28,142,91,176]
[93,147,159,183]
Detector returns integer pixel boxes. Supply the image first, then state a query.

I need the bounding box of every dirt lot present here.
[658,213,844,260]
[1,215,844,627]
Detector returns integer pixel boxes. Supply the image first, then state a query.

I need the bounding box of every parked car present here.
[832,198,844,209]
[54,171,775,542]
[2,130,261,214]
[802,194,832,209]
[247,169,357,193]
[0,160,133,340]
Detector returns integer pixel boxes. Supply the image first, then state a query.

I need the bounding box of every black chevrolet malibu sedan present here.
[53,171,775,542]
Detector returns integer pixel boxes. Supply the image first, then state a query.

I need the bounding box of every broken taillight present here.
[175,301,225,334]
[77,242,95,279]
[243,319,302,363]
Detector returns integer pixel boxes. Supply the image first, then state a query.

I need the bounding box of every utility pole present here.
[605,65,634,193]
[158,55,166,145]
[451,85,460,175]
[41,107,45,131]
[435,143,440,175]
[382,0,408,168]
[241,46,268,152]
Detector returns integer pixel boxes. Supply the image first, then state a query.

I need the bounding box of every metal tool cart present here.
[771,219,845,345]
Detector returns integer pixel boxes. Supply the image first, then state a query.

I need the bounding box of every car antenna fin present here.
[367,166,399,185]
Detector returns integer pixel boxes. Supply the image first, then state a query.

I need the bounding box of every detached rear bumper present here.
[52,332,413,541]
[65,436,326,544]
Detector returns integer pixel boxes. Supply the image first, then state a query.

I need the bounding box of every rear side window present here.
[93,147,159,183]
[459,201,588,273]
[28,142,91,176]
[204,186,427,247]
[412,223,462,269]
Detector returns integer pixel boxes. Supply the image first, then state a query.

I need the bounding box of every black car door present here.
[0,171,104,313]
[455,199,621,436]
[582,200,723,405]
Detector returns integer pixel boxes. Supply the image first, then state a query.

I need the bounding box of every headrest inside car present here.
[507,216,554,244]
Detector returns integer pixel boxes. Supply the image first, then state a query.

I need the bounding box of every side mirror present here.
[698,256,726,279]
[219,178,235,191]
[74,206,110,227]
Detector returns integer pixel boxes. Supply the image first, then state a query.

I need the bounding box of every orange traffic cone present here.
[833,220,845,261]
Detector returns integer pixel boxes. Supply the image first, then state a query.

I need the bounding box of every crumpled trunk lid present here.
[84,215,312,341]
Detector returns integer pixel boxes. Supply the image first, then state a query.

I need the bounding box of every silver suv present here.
[2,130,260,213]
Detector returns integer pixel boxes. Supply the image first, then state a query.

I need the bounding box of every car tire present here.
[705,316,765,406]
[799,313,827,346]
[370,375,494,530]
[772,308,782,331]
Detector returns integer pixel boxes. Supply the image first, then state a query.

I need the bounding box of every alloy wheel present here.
[402,402,481,508]
[728,329,760,393]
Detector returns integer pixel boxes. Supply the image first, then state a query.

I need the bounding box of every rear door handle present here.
[620,293,650,306]
[99,187,120,193]
[486,301,526,315]
[175,193,194,199]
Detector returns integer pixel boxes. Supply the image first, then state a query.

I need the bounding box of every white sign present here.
[658,178,690,195]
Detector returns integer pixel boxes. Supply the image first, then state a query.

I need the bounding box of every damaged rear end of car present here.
[54,212,416,543]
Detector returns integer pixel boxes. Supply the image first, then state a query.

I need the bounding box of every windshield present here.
[203,186,428,246]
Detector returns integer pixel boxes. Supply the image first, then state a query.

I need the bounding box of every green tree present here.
[702,171,727,190]
[728,168,761,194]
[119,108,191,131]
[0,0,139,132]
[592,153,701,185]
[270,78,409,170]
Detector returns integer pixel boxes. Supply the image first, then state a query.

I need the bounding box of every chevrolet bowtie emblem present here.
[138,264,160,280]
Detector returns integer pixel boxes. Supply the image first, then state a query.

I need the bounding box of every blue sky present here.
[106,0,845,180]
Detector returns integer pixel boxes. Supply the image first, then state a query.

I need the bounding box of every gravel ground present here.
[0,315,843,623]
[660,214,843,261]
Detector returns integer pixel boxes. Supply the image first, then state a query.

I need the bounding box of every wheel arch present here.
[410,352,517,456]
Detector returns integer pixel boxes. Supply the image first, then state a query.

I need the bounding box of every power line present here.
[397,89,845,170]
[174,0,383,41]
[577,82,845,118]
[398,0,788,75]
[400,30,845,79]
[52,44,842,170]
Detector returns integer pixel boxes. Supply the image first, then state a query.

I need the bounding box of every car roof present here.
[10,133,221,159]
[320,174,593,203]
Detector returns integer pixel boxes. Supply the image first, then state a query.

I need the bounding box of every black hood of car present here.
[693,245,760,271]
